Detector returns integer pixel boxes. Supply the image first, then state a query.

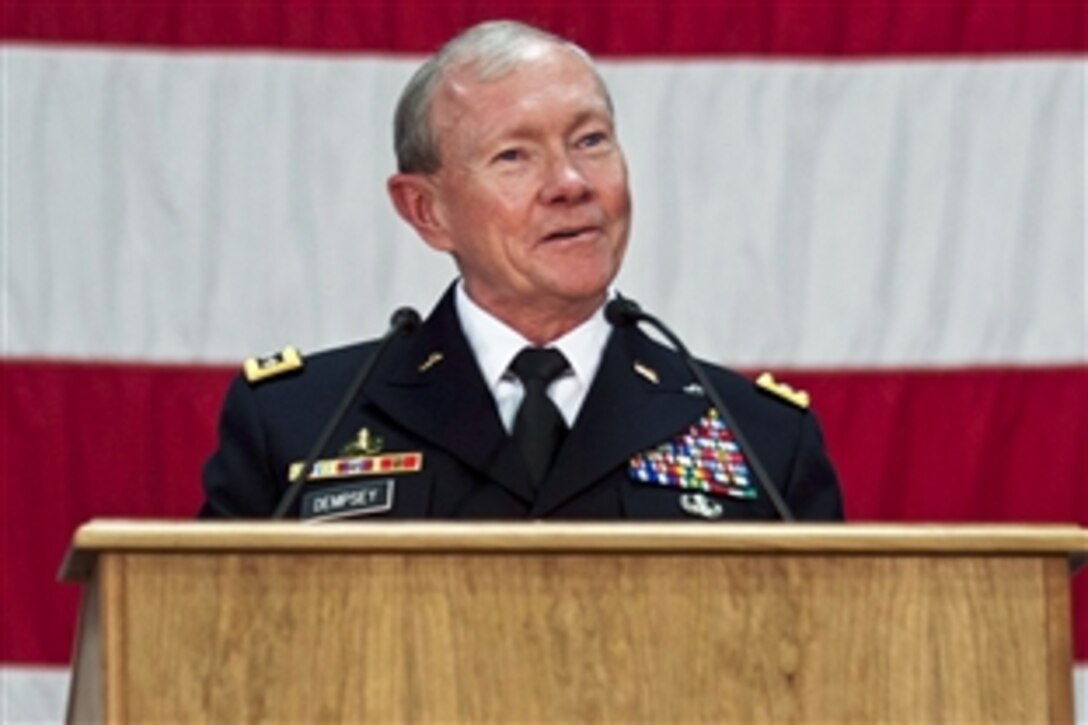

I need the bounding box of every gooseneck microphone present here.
[271,307,422,519]
[605,297,796,521]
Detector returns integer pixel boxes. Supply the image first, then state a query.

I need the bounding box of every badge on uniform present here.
[755,372,810,409]
[301,479,395,521]
[678,493,724,520]
[287,428,424,482]
[627,408,756,500]
[243,346,303,383]
[288,453,422,482]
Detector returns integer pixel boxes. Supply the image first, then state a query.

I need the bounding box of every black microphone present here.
[271,307,422,519]
[605,297,796,521]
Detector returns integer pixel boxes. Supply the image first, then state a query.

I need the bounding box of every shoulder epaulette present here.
[755,371,810,409]
[243,346,303,384]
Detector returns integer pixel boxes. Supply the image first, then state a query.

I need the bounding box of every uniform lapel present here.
[531,325,708,516]
[364,288,534,504]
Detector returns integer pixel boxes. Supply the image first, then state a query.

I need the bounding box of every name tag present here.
[301,479,394,521]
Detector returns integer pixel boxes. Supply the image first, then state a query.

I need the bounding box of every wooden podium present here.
[61,521,1087,723]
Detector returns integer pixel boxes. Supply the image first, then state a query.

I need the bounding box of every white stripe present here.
[2,664,1087,722]
[615,58,1087,367]
[1081,666,1088,724]
[1,666,69,724]
[5,48,1084,366]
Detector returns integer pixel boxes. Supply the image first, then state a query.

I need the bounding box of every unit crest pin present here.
[679,493,724,520]
[340,428,383,457]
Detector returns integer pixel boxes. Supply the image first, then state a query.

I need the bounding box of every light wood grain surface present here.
[61,519,1088,582]
[77,550,1074,722]
[61,520,1084,722]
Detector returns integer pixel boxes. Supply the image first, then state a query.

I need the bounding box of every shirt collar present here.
[454,281,612,391]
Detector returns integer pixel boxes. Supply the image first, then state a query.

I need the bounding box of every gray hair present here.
[393,20,613,174]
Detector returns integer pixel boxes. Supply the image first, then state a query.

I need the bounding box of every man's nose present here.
[540,154,592,204]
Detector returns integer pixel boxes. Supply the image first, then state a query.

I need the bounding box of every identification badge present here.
[301,479,394,521]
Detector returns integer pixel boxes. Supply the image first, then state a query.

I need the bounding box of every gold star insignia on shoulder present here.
[243,346,303,384]
[755,372,810,409]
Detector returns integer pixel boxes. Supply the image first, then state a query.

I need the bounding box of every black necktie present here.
[510,347,570,485]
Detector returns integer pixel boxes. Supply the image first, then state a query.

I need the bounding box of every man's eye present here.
[578,131,609,148]
[494,148,522,162]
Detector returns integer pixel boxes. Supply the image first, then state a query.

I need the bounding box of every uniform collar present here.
[454,280,611,394]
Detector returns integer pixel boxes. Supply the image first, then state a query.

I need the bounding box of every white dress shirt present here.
[455,282,612,432]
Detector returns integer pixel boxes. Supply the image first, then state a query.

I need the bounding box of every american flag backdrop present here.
[2,1,1086,721]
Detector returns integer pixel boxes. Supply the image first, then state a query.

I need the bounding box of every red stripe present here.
[778,366,1088,523]
[3,0,1084,56]
[1,360,228,664]
[2,359,1085,663]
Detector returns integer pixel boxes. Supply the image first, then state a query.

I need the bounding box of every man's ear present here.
[387,173,453,252]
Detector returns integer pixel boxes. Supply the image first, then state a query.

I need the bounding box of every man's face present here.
[417,45,631,331]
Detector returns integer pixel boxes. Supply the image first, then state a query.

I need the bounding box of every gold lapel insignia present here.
[755,372,810,409]
[418,351,444,373]
[340,428,383,457]
[633,360,659,385]
[243,346,303,383]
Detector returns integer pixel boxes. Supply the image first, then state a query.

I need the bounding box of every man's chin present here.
[540,275,614,310]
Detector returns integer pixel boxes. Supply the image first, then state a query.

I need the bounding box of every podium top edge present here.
[59,519,1088,582]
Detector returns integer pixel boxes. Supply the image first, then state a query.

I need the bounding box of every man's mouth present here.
[542,226,599,242]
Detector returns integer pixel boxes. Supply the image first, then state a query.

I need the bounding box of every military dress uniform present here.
[200,287,843,521]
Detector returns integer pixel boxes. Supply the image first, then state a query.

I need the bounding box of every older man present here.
[200,20,843,521]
